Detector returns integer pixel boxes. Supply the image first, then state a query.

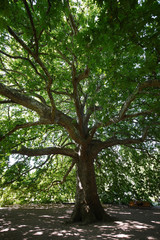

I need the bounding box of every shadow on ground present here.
[0,204,160,239]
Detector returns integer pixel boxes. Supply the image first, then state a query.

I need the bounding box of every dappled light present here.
[115,220,154,230]
[0,204,159,239]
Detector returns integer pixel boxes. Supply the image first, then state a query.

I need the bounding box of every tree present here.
[0,0,160,223]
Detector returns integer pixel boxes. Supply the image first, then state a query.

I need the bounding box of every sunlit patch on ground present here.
[100,233,134,239]
[115,220,154,230]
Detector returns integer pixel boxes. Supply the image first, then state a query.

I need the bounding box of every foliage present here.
[0,0,160,206]
[96,144,160,204]
[0,154,76,206]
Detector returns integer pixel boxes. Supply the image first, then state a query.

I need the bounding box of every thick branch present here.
[0,82,82,144]
[70,61,89,135]
[0,82,51,120]
[12,146,78,158]
[0,100,15,104]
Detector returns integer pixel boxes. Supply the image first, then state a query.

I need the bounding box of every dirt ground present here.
[0,204,160,240]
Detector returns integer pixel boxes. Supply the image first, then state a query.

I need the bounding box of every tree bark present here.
[71,148,114,224]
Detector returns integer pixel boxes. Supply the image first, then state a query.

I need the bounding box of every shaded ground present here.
[0,204,160,239]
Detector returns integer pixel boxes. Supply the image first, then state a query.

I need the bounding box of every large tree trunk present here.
[71,149,114,224]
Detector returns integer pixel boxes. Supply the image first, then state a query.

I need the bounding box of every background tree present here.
[0,0,160,223]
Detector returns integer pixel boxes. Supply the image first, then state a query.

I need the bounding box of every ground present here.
[0,204,160,240]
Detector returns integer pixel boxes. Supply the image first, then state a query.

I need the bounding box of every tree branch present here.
[0,100,15,104]
[12,146,78,158]
[46,158,76,189]
[31,92,47,105]
[0,68,28,78]
[98,79,160,129]
[71,64,84,133]
[119,79,160,119]
[87,110,152,142]
[95,127,149,153]
[7,26,56,110]
[55,110,83,144]
[22,0,39,55]
[0,50,44,79]
[0,82,83,144]
[140,79,160,90]
[65,0,78,35]
[7,26,53,82]
[122,111,152,120]
[47,0,51,14]
[56,48,72,66]
[70,64,89,135]
[76,66,90,84]
[0,82,52,120]
[85,105,102,127]
[46,77,56,121]
[60,159,76,184]
[0,121,44,142]
[52,89,73,99]
[8,26,33,56]
[87,122,101,143]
